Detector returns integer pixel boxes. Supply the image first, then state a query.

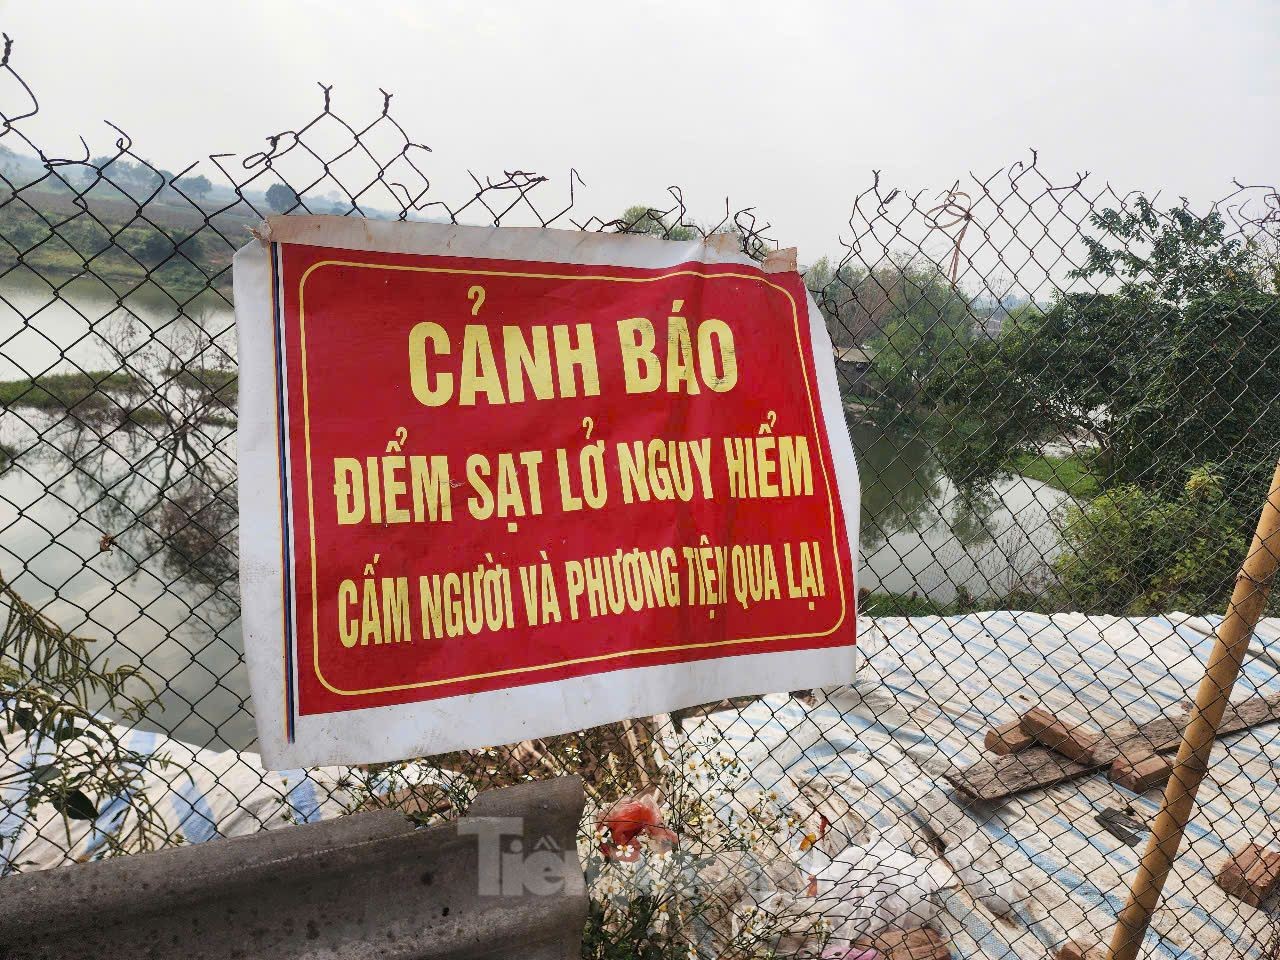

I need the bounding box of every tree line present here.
[615,197,1280,615]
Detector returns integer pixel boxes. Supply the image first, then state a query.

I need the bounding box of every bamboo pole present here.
[1106,460,1280,960]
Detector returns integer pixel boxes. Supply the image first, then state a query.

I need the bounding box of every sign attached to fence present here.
[234,216,859,768]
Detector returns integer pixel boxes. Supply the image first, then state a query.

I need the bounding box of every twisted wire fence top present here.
[1,32,1279,960]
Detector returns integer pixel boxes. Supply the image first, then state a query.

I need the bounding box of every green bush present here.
[1052,465,1252,615]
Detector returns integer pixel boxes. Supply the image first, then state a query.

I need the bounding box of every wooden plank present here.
[1019,706,1101,763]
[948,693,1280,802]
[984,718,1035,755]
[1110,752,1173,793]
[1217,843,1280,907]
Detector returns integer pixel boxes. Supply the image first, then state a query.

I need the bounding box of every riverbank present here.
[1009,451,1100,498]
[0,181,246,299]
[846,400,1100,501]
[858,582,1059,617]
[0,369,235,428]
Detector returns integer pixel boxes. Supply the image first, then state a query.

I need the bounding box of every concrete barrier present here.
[0,776,587,959]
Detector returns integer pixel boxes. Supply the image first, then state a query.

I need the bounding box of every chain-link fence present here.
[2,32,1279,959]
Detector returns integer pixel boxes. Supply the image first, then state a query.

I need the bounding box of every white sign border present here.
[234,217,860,768]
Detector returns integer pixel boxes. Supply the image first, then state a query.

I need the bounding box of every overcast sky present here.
[1,0,1275,259]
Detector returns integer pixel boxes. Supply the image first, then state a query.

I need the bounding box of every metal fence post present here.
[1107,459,1280,960]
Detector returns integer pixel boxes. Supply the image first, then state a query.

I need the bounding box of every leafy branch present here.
[1,573,173,867]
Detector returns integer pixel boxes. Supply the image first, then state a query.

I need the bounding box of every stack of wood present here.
[1017,707,1102,764]
[957,694,1280,802]
[1216,843,1280,907]
[1108,751,1173,793]
[982,718,1034,756]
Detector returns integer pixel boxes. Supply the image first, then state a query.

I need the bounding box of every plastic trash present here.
[947,837,1028,918]
[807,834,951,939]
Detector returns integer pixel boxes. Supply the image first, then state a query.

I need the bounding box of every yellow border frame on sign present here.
[292,258,848,698]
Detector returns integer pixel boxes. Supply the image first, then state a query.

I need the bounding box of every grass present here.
[167,367,237,404]
[859,590,955,617]
[0,242,226,300]
[0,370,162,429]
[1010,450,1101,498]
[1,370,236,430]
[0,182,244,300]
[0,370,137,411]
[859,585,1056,618]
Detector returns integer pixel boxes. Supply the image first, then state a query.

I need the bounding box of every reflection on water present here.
[1,277,245,748]
[0,275,232,381]
[850,421,1068,601]
[0,466,249,748]
[2,278,1068,750]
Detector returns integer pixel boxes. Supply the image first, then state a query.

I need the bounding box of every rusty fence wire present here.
[1,34,1279,960]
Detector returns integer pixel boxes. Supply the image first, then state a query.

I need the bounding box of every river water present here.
[0,280,1068,748]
